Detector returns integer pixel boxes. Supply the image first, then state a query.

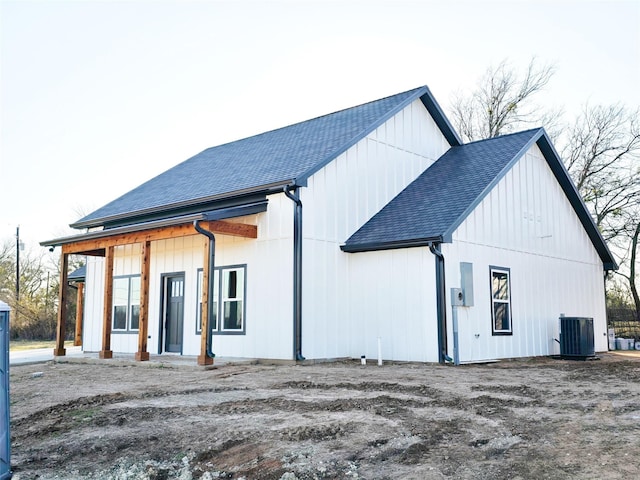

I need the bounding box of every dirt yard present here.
[9,353,640,479]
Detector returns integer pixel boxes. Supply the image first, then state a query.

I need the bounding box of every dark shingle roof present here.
[342,128,617,270]
[68,265,86,281]
[73,85,459,229]
[343,129,541,250]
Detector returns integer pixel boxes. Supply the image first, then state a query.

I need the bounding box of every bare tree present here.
[562,103,640,240]
[449,58,640,321]
[0,238,84,339]
[450,58,560,142]
[561,104,640,320]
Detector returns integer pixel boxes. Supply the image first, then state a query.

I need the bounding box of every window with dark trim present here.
[490,266,512,335]
[112,275,140,333]
[197,265,246,335]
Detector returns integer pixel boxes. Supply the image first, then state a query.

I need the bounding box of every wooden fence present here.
[607,307,640,339]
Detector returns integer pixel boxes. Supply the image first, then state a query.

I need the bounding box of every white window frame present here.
[490,266,512,336]
[112,275,141,333]
[197,265,246,335]
[196,269,204,334]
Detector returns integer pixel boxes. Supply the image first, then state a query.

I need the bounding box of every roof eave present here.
[70,180,294,230]
[42,199,268,248]
[535,130,618,270]
[418,86,462,147]
[340,236,445,253]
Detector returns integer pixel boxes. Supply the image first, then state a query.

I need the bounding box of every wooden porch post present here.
[74,282,84,346]
[53,253,69,357]
[198,237,214,366]
[135,241,151,361]
[99,246,114,359]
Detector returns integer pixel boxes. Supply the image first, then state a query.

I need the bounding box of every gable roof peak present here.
[343,125,616,270]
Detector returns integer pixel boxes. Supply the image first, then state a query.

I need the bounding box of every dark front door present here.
[164,275,184,353]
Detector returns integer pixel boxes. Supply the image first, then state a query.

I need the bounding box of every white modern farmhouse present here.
[42,85,616,365]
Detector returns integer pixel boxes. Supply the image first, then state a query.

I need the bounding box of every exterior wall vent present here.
[559,317,595,359]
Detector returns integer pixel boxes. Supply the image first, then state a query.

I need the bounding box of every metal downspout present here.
[283,187,305,361]
[193,220,216,360]
[429,243,449,364]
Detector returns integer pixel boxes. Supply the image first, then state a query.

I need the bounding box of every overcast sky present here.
[1,0,639,253]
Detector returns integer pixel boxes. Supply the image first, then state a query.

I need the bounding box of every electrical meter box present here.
[451,288,464,306]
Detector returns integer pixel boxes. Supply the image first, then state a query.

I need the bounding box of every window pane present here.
[228,270,237,298]
[113,278,129,305]
[130,276,141,304]
[113,305,127,330]
[492,271,509,300]
[211,271,220,331]
[494,303,510,331]
[223,270,240,299]
[196,270,203,332]
[130,305,140,330]
[223,300,242,330]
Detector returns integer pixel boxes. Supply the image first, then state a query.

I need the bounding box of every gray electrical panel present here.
[460,262,474,306]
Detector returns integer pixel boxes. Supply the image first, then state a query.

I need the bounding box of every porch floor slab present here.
[10,346,261,369]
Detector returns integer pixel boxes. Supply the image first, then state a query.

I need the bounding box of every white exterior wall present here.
[82,192,294,359]
[444,143,608,362]
[348,248,439,362]
[300,98,451,361]
[83,255,105,352]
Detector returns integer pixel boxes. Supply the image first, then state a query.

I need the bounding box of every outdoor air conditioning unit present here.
[559,316,595,359]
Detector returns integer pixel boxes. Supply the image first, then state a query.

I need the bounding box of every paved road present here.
[10,345,84,366]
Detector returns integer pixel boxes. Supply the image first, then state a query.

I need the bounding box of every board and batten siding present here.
[83,255,105,352]
[82,191,294,359]
[300,98,450,361]
[348,248,439,362]
[445,143,608,362]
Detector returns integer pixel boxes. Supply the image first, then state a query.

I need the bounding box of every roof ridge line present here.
[461,127,543,147]
[200,86,430,153]
[295,86,429,184]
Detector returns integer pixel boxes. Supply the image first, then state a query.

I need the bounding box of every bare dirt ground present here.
[9,353,640,480]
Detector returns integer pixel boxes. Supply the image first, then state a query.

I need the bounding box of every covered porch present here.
[42,216,258,366]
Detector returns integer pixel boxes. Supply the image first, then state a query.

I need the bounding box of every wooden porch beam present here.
[99,246,114,359]
[74,282,84,346]
[135,241,151,361]
[203,220,257,239]
[61,220,257,255]
[198,237,214,366]
[53,253,69,357]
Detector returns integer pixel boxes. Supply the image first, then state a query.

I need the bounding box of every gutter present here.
[340,236,444,253]
[429,243,449,364]
[41,200,268,248]
[71,181,291,229]
[193,220,216,360]
[283,186,305,361]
